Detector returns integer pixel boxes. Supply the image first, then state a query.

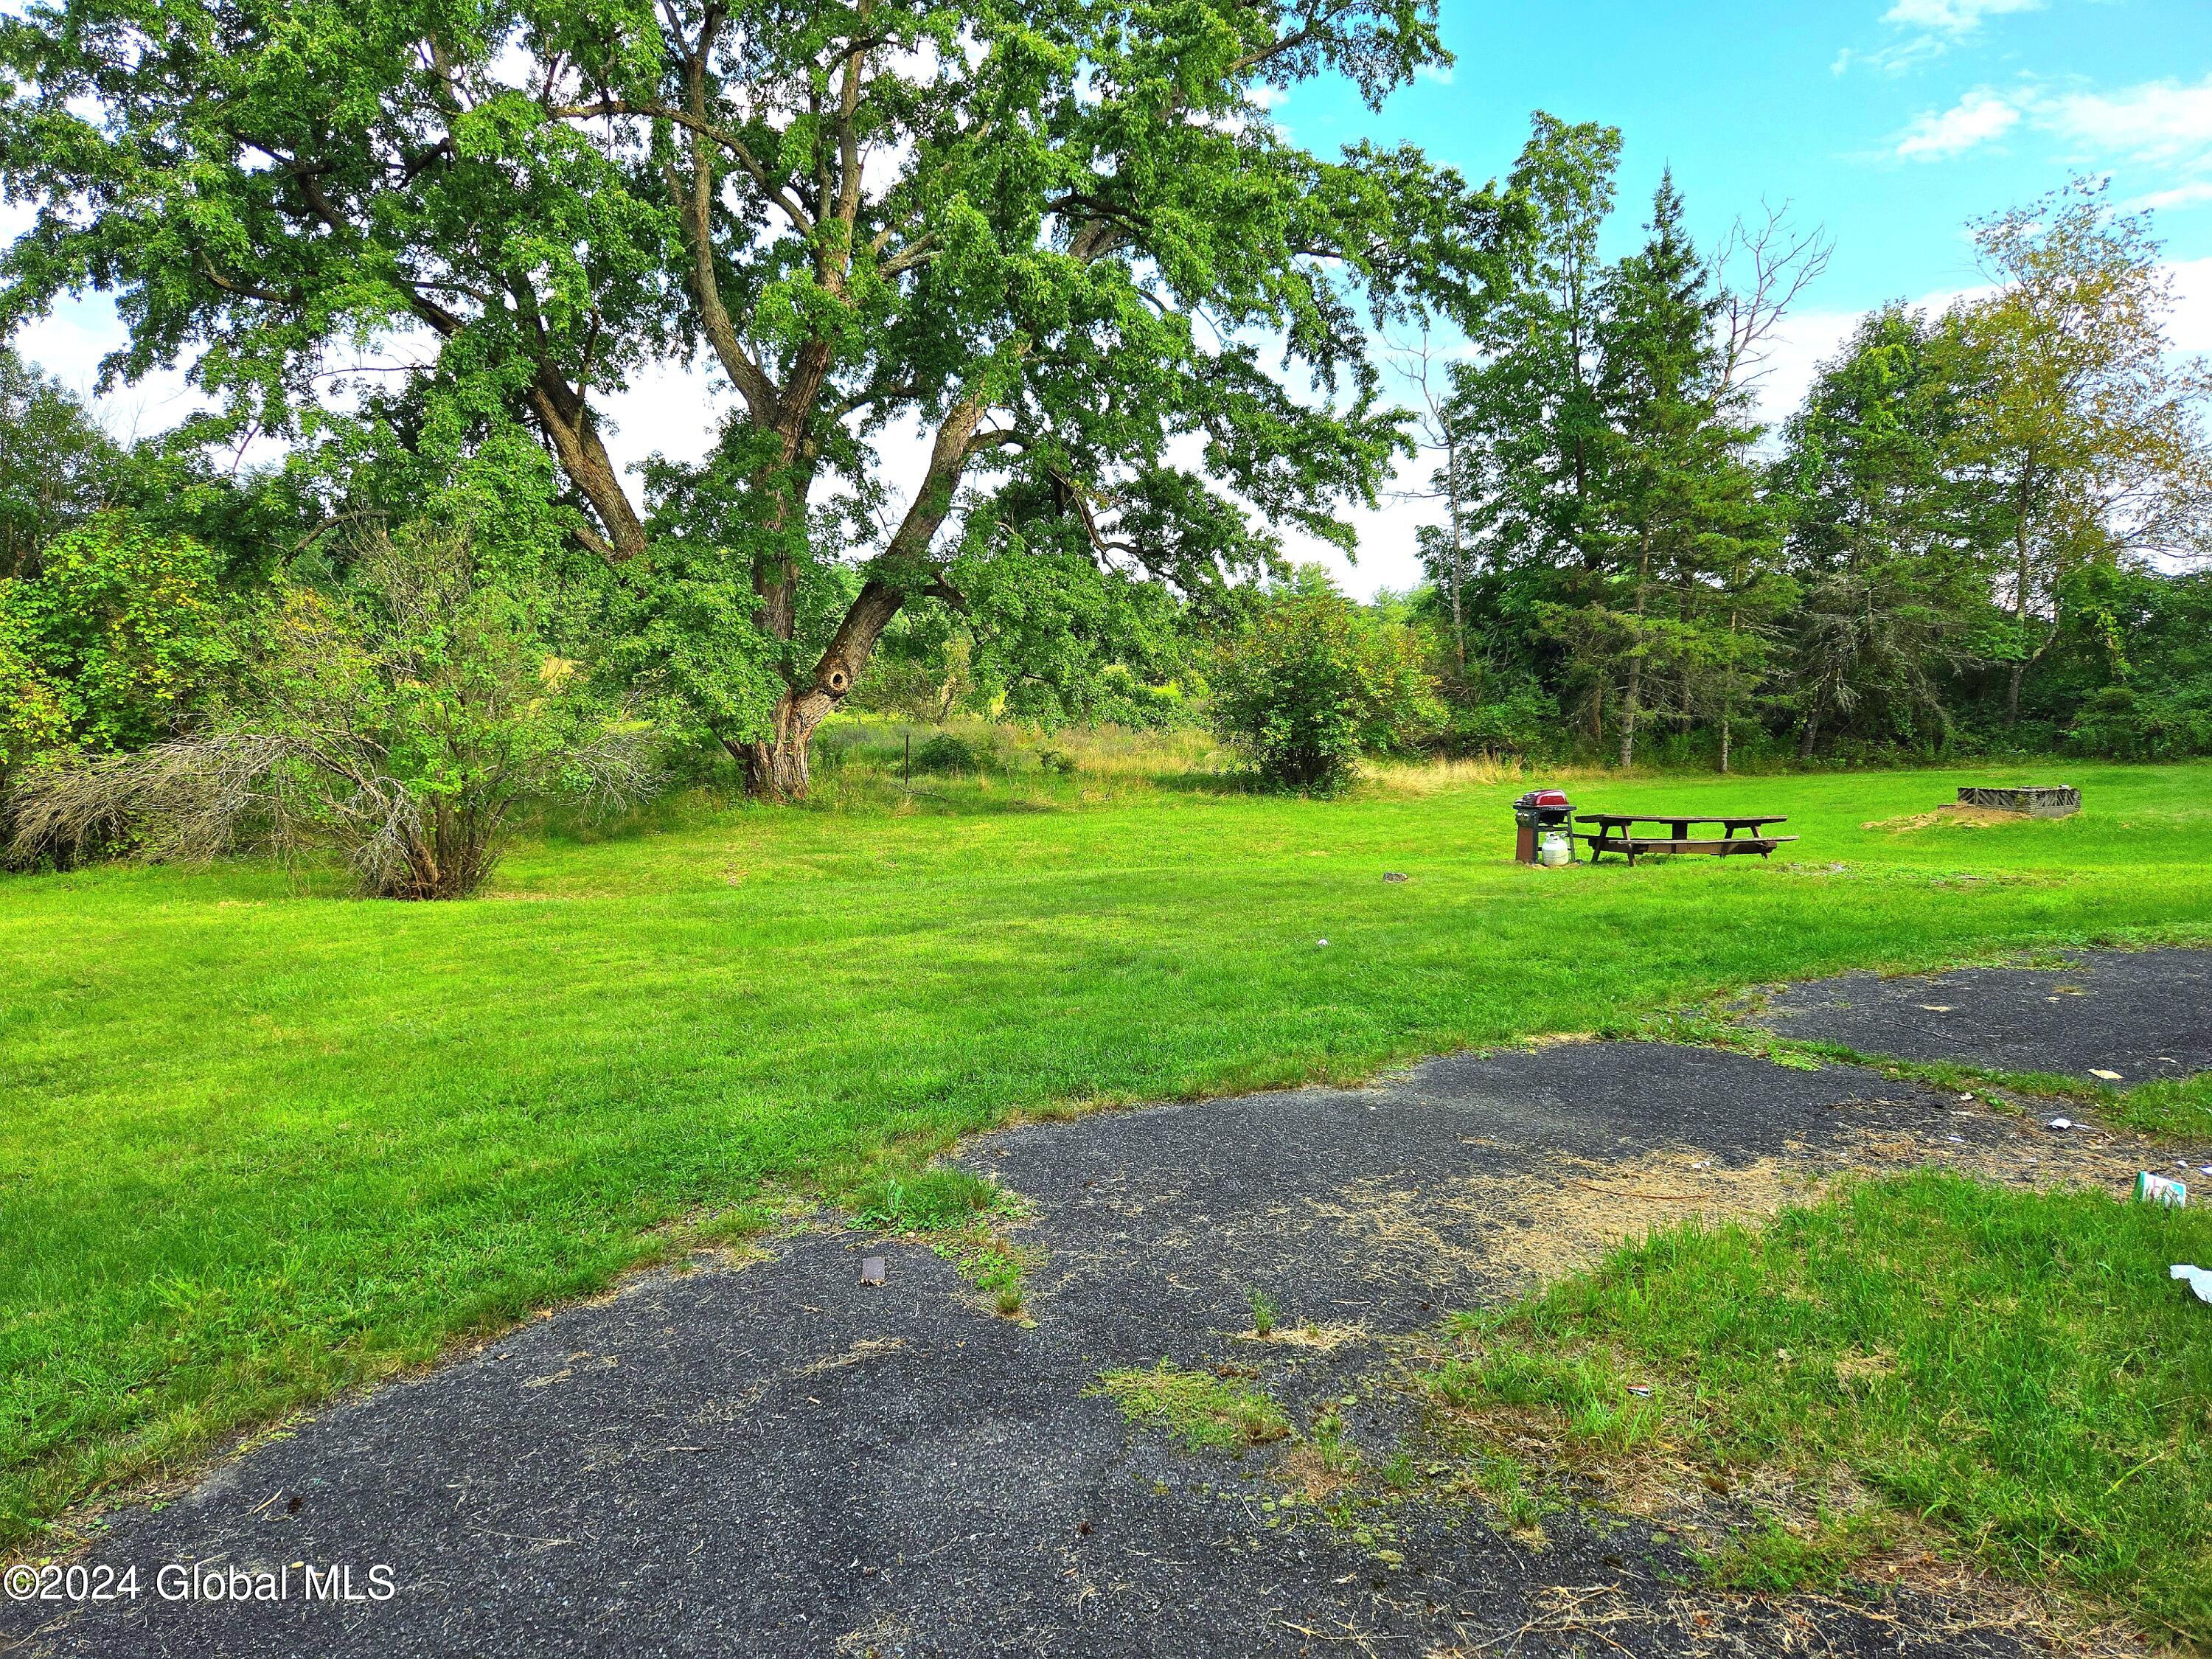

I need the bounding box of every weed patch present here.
[1702,1512,1895,1595]
[1093,1363,1291,1453]
[846,1167,1002,1231]
[2106,1073,2212,1141]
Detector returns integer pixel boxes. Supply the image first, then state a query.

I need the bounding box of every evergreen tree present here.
[1553,174,1781,768]
[1413,115,1621,742]
[1773,305,1990,756]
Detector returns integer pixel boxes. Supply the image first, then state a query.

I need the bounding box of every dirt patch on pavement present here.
[1304,1113,2155,1297]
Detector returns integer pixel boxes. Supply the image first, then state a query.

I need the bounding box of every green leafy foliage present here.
[0,512,238,766]
[1211,580,1441,791]
[1773,305,1990,756]
[0,346,125,580]
[7,522,655,897]
[910,734,982,776]
[0,0,1496,792]
[0,608,71,773]
[1413,133,2211,771]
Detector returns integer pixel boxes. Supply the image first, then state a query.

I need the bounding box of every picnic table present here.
[1575,813,1796,866]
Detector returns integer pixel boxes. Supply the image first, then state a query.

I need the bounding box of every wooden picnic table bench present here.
[1574,812,1796,866]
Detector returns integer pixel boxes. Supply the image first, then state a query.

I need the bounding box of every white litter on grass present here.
[2046,1118,2075,1132]
[2090,1068,2124,1081]
[1947,1135,1965,1144]
[2136,1172,2188,1207]
[1316,939,1329,947]
[2171,1265,2212,1307]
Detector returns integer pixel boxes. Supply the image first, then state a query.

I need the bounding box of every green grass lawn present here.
[4,758,2211,1551]
[1434,1175,2212,1643]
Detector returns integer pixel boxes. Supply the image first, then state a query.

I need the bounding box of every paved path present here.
[9,954,2206,1659]
[1750,947,2212,1082]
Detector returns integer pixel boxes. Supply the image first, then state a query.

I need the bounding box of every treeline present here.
[1405,122,2212,769]
[817,127,2212,773]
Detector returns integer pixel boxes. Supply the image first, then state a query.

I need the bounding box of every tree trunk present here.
[1719,605,1738,775]
[1618,535,1651,769]
[2006,465,2033,726]
[1443,434,1467,676]
[735,689,829,801]
[527,370,650,560]
[734,577,914,800]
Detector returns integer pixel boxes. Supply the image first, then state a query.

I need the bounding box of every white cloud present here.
[1743,308,1864,433]
[1836,37,1949,77]
[1837,0,2042,76]
[2037,74,2212,169]
[1881,0,2042,35]
[1885,72,2212,202]
[1892,88,2022,161]
[7,297,207,445]
[2134,180,2212,214]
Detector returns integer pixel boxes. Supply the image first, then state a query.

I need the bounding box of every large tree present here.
[1450,112,1621,584]
[1,0,1492,795]
[1773,304,1988,757]
[1945,178,2212,725]
[0,346,125,579]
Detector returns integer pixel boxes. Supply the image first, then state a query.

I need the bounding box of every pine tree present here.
[1559,174,1781,768]
[1773,305,1989,756]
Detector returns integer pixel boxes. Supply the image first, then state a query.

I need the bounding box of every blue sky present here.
[1275,0,2212,588]
[1284,0,2212,310]
[7,0,2210,592]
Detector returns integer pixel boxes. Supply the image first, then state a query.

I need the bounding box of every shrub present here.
[1437,685,1562,760]
[911,733,982,774]
[0,611,70,776]
[6,522,655,898]
[2068,682,2212,760]
[0,512,238,757]
[1209,591,1440,791]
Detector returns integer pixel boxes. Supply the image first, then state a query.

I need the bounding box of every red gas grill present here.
[1512,789,1574,865]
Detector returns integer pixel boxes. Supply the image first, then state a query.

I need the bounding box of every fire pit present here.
[1957,785,2080,818]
